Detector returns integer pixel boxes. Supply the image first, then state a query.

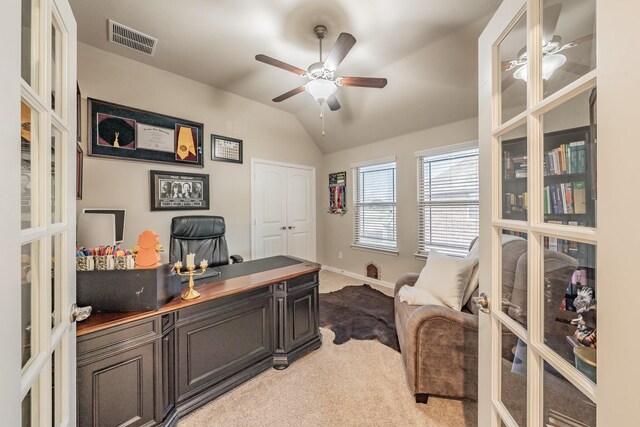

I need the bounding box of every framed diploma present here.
[88,98,204,167]
[211,134,243,164]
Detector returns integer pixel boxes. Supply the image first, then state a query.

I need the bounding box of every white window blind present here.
[418,147,479,257]
[353,160,397,251]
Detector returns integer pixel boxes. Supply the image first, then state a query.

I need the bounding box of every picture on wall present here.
[149,170,210,211]
[88,98,204,167]
[76,142,83,200]
[328,171,347,215]
[211,134,243,164]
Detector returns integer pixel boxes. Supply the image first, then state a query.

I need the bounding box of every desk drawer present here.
[78,317,159,360]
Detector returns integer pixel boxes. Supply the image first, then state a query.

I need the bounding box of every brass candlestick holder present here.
[174,259,208,300]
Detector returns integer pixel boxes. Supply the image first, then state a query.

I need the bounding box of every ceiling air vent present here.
[108,20,158,56]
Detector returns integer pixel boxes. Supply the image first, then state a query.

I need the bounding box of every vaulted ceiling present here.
[70,0,502,153]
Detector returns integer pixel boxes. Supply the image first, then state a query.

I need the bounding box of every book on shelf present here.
[573,181,586,214]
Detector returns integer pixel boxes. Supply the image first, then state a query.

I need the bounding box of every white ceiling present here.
[70,0,502,153]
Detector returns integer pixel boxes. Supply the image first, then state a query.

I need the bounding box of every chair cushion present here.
[404,250,478,310]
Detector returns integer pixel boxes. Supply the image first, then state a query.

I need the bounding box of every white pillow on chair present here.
[400,249,478,310]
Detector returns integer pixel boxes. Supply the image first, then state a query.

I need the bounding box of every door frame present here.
[250,158,316,261]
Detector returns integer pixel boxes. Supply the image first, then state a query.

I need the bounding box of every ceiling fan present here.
[501,4,594,85]
[255,25,388,135]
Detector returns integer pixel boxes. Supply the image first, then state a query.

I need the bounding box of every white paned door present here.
[252,161,316,261]
[2,0,77,425]
[475,0,640,425]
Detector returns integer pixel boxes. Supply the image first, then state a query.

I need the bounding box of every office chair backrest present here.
[170,216,230,268]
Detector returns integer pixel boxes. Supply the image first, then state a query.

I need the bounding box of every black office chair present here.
[169,216,243,268]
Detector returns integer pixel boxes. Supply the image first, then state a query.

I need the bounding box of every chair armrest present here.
[230,255,244,263]
[401,304,479,398]
[394,273,419,296]
[407,304,479,334]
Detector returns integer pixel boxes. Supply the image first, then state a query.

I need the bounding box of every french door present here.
[2,0,77,425]
[478,0,600,425]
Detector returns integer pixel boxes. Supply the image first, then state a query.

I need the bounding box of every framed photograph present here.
[211,134,243,164]
[88,98,204,168]
[76,143,83,200]
[149,170,210,211]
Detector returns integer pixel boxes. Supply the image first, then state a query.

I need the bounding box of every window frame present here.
[351,156,398,255]
[416,141,479,258]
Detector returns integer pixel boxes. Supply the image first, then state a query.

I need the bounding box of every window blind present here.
[418,147,479,257]
[353,160,397,250]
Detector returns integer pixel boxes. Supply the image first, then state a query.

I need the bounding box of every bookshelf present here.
[501,126,596,270]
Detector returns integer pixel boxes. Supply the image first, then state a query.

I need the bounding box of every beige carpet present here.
[178,270,477,427]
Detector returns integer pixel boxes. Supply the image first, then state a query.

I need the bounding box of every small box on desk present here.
[77,265,181,312]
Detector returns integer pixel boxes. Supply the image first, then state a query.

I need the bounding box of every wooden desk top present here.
[77,259,321,337]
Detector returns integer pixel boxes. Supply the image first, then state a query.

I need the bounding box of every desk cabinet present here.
[77,270,320,426]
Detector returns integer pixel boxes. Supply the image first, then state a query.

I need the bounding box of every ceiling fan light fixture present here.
[304,79,337,103]
[513,53,567,82]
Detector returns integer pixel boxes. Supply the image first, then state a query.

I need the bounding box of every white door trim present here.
[250,158,316,261]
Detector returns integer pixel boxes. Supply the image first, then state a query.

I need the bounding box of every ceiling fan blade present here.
[337,76,388,88]
[326,94,341,111]
[255,54,306,76]
[272,86,305,102]
[563,61,592,76]
[323,33,356,71]
[543,3,562,45]
[567,33,595,47]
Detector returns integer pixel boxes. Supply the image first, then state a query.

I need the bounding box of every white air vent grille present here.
[108,20,158,56]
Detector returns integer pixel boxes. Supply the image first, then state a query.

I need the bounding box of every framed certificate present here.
[211,135,243,164]
[88,98,204,168]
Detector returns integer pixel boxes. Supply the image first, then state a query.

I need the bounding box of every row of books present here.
[544,140,587,176]
[503,151,528,179]
[503,140,588,180]
[503,192,528,214]
[544,182,587,214]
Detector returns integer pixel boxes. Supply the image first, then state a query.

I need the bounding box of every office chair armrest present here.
[230,255,244,263]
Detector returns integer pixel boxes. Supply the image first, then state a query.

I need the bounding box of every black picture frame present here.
[76,142,83,200]
[88,98,204,168]
[149,170,210,211]
[77,83,82,142]
[211,134,243,164]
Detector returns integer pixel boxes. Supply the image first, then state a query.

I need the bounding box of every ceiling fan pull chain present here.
[321,102,325,136]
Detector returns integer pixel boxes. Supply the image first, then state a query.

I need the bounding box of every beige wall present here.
[317,117,478,284]
[77,43,322,262]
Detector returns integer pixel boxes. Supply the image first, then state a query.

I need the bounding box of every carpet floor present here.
[178,270,478,427]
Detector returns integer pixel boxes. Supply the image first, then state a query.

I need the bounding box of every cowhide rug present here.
[319,284,399,352]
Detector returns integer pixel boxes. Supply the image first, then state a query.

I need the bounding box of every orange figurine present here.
[133,229,164,269]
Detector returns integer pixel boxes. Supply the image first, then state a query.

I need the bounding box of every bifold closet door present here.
[253,163,316,261]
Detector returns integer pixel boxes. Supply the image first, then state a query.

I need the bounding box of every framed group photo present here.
[211,134,243,164]
[149,170,210,211]
[88,98,204,168]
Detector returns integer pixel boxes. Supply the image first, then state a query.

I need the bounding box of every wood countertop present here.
[77,260,321,337]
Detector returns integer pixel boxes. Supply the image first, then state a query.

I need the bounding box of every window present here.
[352,158,397,252]
[417,145,479,257]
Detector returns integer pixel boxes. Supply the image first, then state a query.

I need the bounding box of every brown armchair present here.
[394,239,579,403]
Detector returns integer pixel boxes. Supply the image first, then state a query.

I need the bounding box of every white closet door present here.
[253,162,287,258]
[286,167,315,261]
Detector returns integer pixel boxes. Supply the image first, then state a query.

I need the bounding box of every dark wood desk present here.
[76,257,322,427]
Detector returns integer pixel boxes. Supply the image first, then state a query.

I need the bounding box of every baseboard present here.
[321,265,395,290]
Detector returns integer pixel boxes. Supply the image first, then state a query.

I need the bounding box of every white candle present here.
[186,253,195,269]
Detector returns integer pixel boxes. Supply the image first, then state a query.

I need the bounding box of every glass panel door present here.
[480,0,597,425]
[17,0,77,426]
